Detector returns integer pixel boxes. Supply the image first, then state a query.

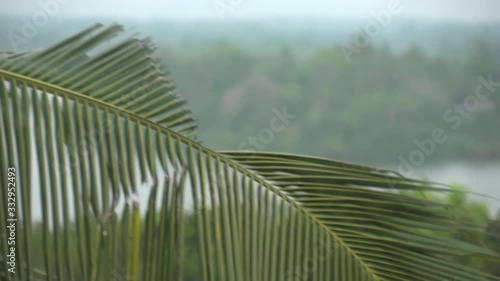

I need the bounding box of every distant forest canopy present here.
[164,40,500,166]
[1,16,499,165]
[1,16,500,56]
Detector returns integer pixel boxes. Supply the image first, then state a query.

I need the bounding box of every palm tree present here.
[0,24,498,281]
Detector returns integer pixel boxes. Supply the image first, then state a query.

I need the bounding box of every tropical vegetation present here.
[0,24,499,281]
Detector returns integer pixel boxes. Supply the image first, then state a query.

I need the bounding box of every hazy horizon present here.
[1,0,499,22]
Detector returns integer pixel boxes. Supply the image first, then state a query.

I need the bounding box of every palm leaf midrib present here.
[0,67,384,280]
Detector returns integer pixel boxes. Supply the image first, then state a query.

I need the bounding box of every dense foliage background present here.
[1,17,499,166]
[163,40,500,165]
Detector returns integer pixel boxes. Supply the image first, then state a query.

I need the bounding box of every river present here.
[413,162,500,216]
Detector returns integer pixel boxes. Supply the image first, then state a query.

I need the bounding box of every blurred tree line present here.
[161,40,500,165]
[1,17,498,165]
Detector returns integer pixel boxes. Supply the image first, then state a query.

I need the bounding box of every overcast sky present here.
[1,0,499,21]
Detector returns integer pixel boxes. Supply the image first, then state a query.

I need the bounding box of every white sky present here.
[0,0,499,21]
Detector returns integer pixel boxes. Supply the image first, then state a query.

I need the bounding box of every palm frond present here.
[0,24,197,138]
[0,24,498,281]
[222,151,500,280]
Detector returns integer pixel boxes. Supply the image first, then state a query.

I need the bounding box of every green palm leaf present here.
[0,24,498,281]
